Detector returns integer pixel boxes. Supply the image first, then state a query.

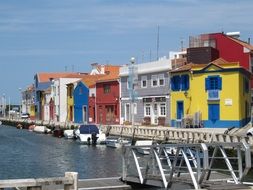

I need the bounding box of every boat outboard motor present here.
[91,132,97,145]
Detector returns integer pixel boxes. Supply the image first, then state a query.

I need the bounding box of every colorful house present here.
[21,85,36,119]
[96,66,121,125]
[170,58,251,128]
[188,32,253,87]
[120,58,171,126]
[73,81,89,124]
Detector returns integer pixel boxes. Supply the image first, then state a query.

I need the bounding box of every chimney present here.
[100,65,105,74]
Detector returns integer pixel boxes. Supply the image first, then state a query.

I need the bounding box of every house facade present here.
[73,81,89,124]
[170,59,251,128]
[120,58,171,126]
[95,66,120,125]
[21,85,35,119]
[188,32,253,85]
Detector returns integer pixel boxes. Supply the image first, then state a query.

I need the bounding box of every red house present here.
[188,32,253,86]
[95,66,120,125]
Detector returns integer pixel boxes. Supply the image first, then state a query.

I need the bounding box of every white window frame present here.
[144,103,151,116]
[141,76,147,88]
[159,103,166,117]
[151,75,158,87]
[158,74,165,86]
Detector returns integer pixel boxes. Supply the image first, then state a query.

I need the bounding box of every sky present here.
[0,0,253,104]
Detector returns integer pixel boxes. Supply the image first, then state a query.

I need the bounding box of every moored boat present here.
[106,137,131,148]
[64,129,75,139]
[135,140,153,155]
[53,127,64,138]
[33,126,51,134]
[74,124,106,145]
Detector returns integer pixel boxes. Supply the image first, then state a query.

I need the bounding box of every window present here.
[205,76,222,90]
[171,75,181,91]
[160,103,166,116]
[141,76,147,88]
[104,84,111,94]
[181,74,189,91]
[151,75,158,87]
[208,104,219,121]
[159,74,165,86]
[144,104,151,116]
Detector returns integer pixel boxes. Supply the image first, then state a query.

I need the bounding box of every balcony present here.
[208,90,220,100]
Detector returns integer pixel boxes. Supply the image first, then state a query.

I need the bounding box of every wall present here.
[74,82,89,123]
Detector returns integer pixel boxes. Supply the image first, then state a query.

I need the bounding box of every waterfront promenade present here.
[1,117,253,149]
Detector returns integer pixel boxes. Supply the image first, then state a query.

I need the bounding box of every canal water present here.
[0,125,122,180]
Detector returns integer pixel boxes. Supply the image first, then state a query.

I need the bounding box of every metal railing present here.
[122,142,251,189]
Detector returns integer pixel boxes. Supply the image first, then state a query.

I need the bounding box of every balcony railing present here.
[208,90,220,100]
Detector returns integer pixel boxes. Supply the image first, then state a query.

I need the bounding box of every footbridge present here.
[121,142,252,189]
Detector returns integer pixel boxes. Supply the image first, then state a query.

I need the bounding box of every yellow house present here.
[66,83,75,122]
[170,58,251,128]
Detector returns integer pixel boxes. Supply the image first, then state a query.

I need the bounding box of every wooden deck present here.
[78,177,131,190]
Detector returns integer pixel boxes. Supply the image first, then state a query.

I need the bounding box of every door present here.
[177,101,184,120]
[125,103,130,122]
[70,106,73,121]
[83,106,87,123]
[208,104,219,122]
[151,103,158,125]
[106,105,114,124]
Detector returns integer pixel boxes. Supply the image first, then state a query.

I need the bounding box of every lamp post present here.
[2,93,6,118]
[129,57,136,127]
[19,88,22,118]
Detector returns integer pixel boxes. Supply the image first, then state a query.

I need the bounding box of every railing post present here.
[64,172,78,190]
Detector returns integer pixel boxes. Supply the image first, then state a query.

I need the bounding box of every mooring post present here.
[64,172,78,190]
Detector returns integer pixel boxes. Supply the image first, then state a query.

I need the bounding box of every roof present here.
[36,72,85,83]
[96,66,120,83]
[81,74,105,88]
[226,36,253,51]
[170,58,250,76]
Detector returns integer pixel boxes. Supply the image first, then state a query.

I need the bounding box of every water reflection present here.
[0,125,122,179]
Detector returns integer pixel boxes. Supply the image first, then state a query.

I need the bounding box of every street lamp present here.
[19,88,22,118]
[129,57,136,127]
[2,93,5,118]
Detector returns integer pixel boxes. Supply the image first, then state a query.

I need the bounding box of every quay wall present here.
[1,118,253,149]
[105,125,253,149]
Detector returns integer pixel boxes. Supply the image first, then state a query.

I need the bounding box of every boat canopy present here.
[79,125,99,134]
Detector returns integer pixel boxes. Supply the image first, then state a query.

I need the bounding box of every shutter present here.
[185,75,189,90]
[171,77,175,91]
[205,77,210,90]
[218,77,222,90]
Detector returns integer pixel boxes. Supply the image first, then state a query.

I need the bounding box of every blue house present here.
[74,81,89,123]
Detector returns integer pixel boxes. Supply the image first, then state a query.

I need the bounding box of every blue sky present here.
[0,0,253,103]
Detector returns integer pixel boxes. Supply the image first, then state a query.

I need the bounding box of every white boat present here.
[106,138,131,148]
[75,124,106,145]
[0,121,2,125]
[64,129,74,139]
[33,126,51,134]
[135,140,153,155]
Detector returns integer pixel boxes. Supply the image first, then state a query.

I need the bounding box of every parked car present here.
[21,113,30,119]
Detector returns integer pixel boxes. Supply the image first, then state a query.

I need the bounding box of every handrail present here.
[122,142,251,190]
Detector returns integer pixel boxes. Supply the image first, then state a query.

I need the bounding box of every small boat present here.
[16,123,23,129]
[74,124,106,145]
[53,127,64,138]
[106,138,131,148]
[33,126,51,134]
[0,121,2,125]
[135,140,153,155]
[64,129,75,139]
[28,124,36,132]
